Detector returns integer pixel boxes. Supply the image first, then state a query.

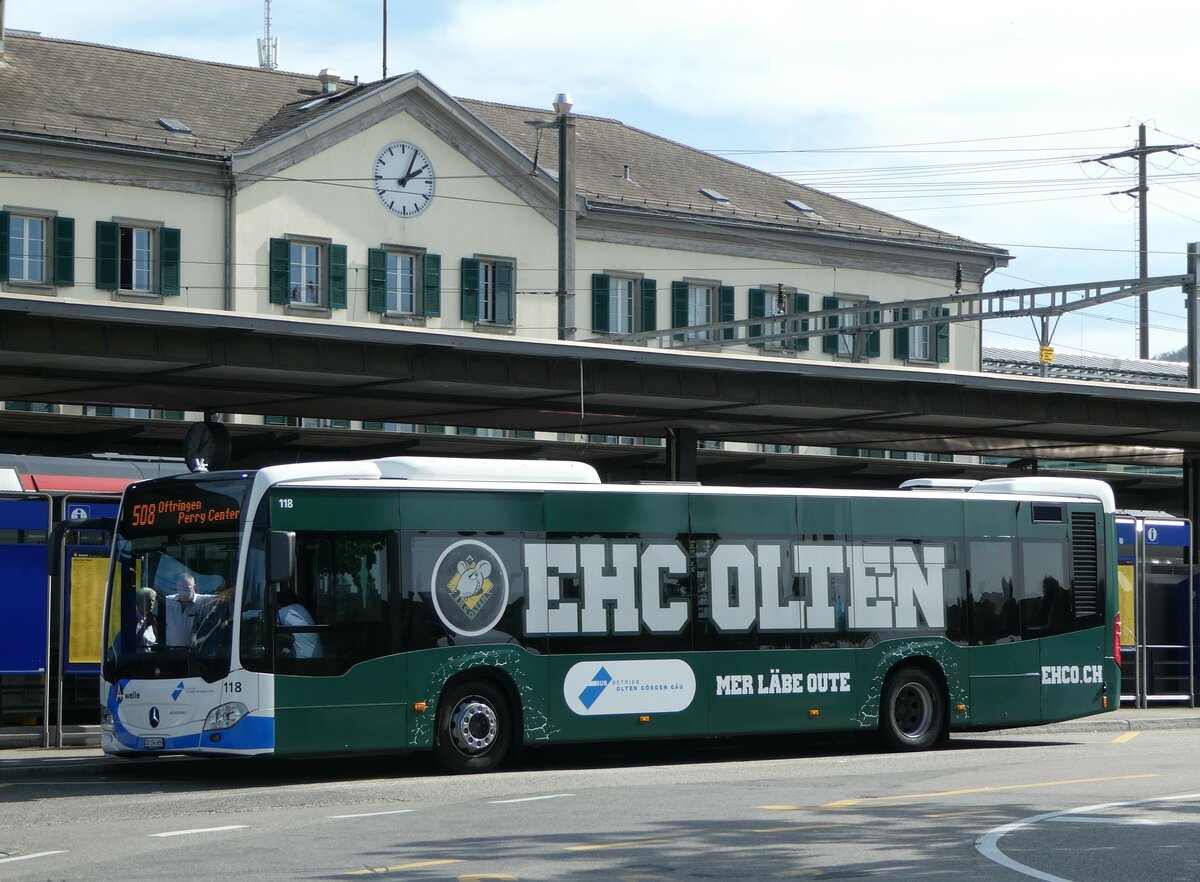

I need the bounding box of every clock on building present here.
[183,420,232,472]
[373,141,435,217]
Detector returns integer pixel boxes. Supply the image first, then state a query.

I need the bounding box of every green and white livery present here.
[101,457,1120,772]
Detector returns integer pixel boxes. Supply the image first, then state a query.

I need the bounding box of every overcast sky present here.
[9,0,1200,361]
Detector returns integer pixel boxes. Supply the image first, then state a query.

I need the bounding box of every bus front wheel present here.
[434,680,512,773]
[879,666,946,752]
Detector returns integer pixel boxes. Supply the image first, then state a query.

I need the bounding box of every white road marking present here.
[1048,816,1160,825]
[150,825,249,837]
[328,809,415,819]
[976,792,1200,882]
[0,851,67,864]
[489,793,574,804]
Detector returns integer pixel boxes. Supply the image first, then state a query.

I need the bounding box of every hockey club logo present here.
[430,539,509,636]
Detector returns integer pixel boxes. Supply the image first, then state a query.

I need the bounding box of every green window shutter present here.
[0,211,9,282]
[159,227,181,296]
[265,415,289,426]
[330,419,350,429]
[793,292,810,352]
[423,424,446,434]
[822,295,840,353]
[367,248,387,313]
[269,238,290,305]
[458,426,478,436]
[640,278,657,332]
[461,258,480,322]
[718,285,734,341]
[592,273,610,334]
[95,221,119,291]
[494,260,514,325]
[866,302,881,358]
[160,409,184,420]
[53,216,74,286]
[643,436,663,447]
[671,280,689,328]
[936,307,951,363]
[893,307,910,360]
[671,280,688,343]
[327,243,347,309]
[748,287,766,346]
[363,420,385,431]
[515,429,535,439]
[423,253,441,317]
[93,405,114,417]
[588,434,608,443]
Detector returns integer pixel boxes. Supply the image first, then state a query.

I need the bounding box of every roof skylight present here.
[157,118,192,134]
[699,188,729,204]
[785,198,817,214]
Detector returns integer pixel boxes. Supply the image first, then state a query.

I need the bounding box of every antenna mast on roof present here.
[257,0,279,71]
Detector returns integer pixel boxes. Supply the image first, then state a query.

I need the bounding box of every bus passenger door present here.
[269,490,406,756]
[966,526,1042,726]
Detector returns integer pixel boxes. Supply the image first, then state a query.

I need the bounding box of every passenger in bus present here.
[277,589,323,659]
[162,572,223,648]
[134,588,157,647]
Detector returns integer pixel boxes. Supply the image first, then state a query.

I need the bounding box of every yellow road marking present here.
[817,773,1158,808]
[1112,731,1142,744]
[753,824,835,833]
[347,859,464,875]
[566,839,670,852]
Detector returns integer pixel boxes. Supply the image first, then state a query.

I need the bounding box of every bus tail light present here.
[1113,613,1122,668]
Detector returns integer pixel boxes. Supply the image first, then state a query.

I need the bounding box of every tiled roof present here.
[0,33,332,155]
[461,98,988,248]
[0,33,1001,253]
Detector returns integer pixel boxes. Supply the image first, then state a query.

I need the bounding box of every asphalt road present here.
[2,729,1198,881]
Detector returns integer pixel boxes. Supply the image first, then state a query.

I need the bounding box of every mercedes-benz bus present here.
[101,457,1119,772]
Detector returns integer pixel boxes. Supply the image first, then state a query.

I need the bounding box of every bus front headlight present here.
[204,702,249,731]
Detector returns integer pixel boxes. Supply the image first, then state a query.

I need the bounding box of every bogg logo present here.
[430,539,509,636]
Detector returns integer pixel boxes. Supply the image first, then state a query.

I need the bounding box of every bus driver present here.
[162,572,222,648]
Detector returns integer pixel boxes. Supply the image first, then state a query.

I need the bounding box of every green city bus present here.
[101,457,1120,772]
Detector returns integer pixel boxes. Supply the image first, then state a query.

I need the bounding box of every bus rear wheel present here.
[434,680,512,774]
[879,667,945,752]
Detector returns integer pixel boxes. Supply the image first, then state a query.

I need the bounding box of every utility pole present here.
[1088,125,1192,358]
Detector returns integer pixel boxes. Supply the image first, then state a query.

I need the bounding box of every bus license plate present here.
[143,736,164,750]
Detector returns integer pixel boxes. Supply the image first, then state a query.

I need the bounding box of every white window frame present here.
[609,276,636,334]
[833,294,866,357]
[289,239,324,307]
[686,279,717,342]
[478,259,497,323]
[910,307,933,361]
[112,217,164,296]
[385,249,419,315]
[6,209,50,285]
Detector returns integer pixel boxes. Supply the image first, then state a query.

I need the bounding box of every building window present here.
[368,248,440,319]
[823,295,880,359]
[96,220,179,296]
[9,215,44,283]
[121,226,153,292]
[269,237,347,310]
[893,306,950,364]
[2,210,74,288]
[461,256,514,325]
[672,280,733,343]
[592,274,657,336]
[290,242,321,305]
[750,287,809,351]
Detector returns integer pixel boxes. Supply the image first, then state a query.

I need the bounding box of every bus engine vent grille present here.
[1070,510,1100,617]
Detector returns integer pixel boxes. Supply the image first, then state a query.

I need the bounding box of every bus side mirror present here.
[267,530,296,583]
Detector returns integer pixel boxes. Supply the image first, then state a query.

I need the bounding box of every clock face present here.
[373,141,435,217]
[183,421,232,472]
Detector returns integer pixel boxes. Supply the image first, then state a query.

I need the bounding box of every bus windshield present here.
[103,475,252,683]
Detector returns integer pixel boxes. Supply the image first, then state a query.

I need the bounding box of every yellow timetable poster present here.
[1118,563,1136,647]
[68,555,110,666]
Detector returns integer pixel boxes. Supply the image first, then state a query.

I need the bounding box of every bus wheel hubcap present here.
[894,683,933,737]
[451,698,497,754]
